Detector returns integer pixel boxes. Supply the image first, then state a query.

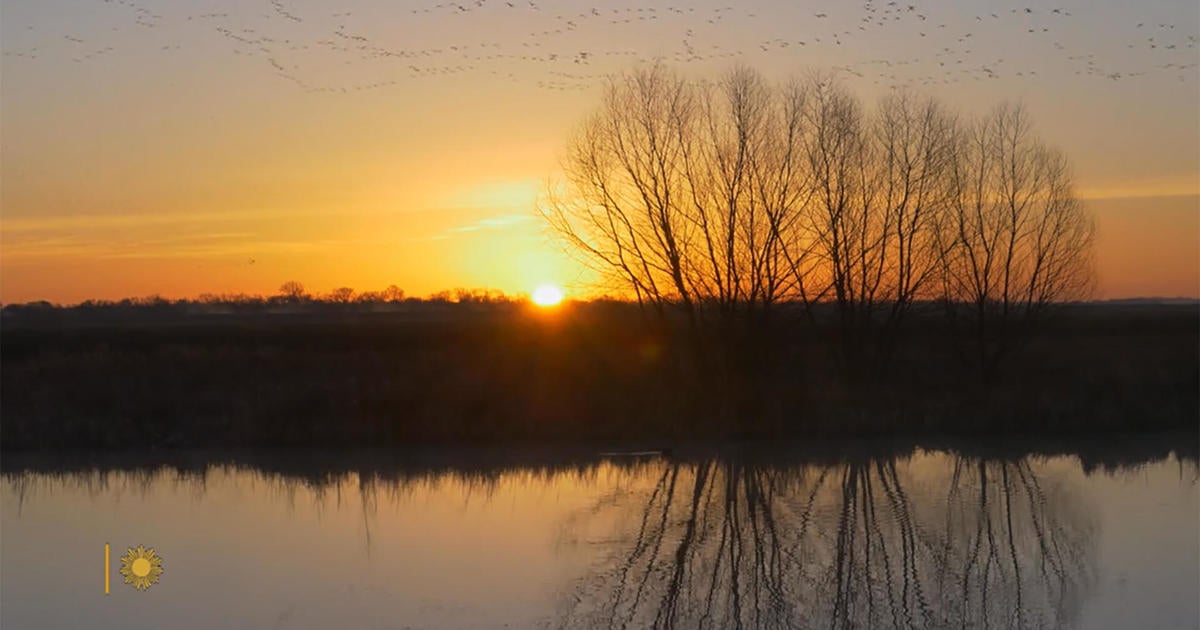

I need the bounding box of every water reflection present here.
[553,454,1099,629]
[1,438,1196,630]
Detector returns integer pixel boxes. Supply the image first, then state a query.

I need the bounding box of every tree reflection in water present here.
[6,441,1190,629]
[554,453,1095,630]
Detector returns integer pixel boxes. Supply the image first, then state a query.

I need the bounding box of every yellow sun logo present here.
[119,545,164,591]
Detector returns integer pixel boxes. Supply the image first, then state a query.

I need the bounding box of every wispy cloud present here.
[0,226,345,260]
[432,213,535,240]
[0,211,286,232]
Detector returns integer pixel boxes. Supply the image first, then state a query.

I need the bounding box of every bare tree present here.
[328,286,355,303]
[381,284,405,303]
[541,64,698,321]
[541,65,812,327]
[937,103,1095,382]
[278,281,307,303]
[870,91,958,333]
[541,65,824,415]
[791,76,959,380]
[679,66,809,321]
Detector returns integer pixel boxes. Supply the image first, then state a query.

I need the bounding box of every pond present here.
[2,438,1196,629]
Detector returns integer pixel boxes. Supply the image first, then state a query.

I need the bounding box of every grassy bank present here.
[4,432,1195,480]
[1,302,1195,449]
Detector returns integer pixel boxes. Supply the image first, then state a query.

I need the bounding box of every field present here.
[1,301,1195,449]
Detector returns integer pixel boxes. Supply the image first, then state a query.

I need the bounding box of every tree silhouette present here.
[794,77,958,380]
[278,281,308,303]
[328,286,355,303]
[381,285,405,303]
[936,103,1096,382]
[541,65,810,327]
[541,65,1096,384]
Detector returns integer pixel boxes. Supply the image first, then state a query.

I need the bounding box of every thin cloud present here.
[433,213,535,239]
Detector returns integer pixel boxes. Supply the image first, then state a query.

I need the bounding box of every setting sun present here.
[531,284,564,307]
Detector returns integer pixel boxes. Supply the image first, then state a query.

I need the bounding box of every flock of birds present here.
[2,0,1197,94]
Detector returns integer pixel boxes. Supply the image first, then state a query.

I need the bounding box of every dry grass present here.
[2,302,1195,449]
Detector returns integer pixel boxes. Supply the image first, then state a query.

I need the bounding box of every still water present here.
[2,440,1197,629]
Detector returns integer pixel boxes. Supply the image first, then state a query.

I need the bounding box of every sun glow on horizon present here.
[531,284,565,307]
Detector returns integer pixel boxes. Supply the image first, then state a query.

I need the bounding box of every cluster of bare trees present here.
[542,65,1094,379]
[276,281,407,304]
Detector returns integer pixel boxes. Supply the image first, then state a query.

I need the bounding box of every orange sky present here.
[1,0,1197,303]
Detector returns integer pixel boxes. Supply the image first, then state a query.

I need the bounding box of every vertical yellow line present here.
[104,544,110,595]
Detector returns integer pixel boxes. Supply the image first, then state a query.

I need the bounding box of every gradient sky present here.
[2,0,1197,303]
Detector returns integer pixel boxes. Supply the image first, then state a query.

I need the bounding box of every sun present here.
[531,284,564,307]
[120,545,164,591]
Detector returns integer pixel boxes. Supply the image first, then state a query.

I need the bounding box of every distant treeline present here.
[2,282,531,313]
